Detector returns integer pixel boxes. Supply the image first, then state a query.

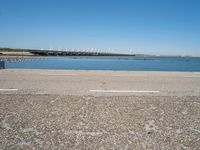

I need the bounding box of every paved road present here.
[0,69,200,96]
[1,69,200,149]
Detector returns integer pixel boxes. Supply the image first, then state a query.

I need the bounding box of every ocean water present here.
[5,56,200,72]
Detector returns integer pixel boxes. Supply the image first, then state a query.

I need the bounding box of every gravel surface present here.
[1,94,200,149]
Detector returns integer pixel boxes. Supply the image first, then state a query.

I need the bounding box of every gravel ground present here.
[1,94,200,149]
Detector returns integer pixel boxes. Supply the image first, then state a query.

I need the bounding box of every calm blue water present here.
[5,56,200,72]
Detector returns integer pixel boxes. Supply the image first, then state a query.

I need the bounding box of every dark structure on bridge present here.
[0,61,5,69]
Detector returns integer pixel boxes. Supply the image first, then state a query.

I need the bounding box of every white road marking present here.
[182,76,200,78]
[41,73,77,76]
[0,89,18,91]
[90,90,160,93]
[112,75,132,77]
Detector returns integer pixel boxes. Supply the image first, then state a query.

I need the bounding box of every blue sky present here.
[0,0,200,56]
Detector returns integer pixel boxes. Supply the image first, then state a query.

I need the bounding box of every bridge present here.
[0,48,135,69]
[29,49,135,56]
[0,48,135,56]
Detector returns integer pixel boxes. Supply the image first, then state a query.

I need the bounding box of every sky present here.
[0,0,200,56]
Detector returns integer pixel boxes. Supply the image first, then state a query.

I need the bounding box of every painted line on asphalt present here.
[182,76,200,78]
[0,89,18,92]
[112,75,133,77]
[41,73,77,76]
[90,90,160,93]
